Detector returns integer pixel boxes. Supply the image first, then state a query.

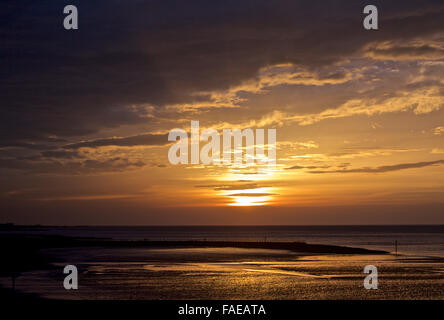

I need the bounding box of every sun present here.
[224,187,275,206]
[228,195,270,206]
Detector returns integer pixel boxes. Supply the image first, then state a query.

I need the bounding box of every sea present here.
[4,225,444,257]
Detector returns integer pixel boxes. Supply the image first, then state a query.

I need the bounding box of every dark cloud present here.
[0,142,57,151]
[286,165,330,170]
[366,44,444,60]
[41,150,82,159]
[309,160,444,174]
[1,0,444,147]
[0,133,168,171]
[62,133,169,149]
[82,158,145,171]
[195,183,263,191]
[0,156,147,175]
[0,130,169,175]
[337,162,351,168]
[0,132,168,174]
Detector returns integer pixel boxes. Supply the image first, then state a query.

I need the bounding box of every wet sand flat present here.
[1,246,443,300]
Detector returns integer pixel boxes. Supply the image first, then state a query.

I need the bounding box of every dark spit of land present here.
[0,232,388,255]
[0,232,387,299]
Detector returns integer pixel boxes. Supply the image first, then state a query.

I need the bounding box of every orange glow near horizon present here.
[223,187,276,206]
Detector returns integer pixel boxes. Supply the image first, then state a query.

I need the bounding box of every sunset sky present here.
[1,0,443,225]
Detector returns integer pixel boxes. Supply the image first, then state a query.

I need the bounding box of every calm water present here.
[2,225,444,299]
[5,225,444,257]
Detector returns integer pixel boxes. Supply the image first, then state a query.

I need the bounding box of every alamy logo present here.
[363,5,378,30]
[63,5,78,30]
[168,121,276,166]
[363,265,378,289]
[63,265,78,290]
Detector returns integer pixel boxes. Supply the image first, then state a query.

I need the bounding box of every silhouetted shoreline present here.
[0,232,387,284]
[0,233,388,254]
[0,232,387,298]
[4,232,444,300]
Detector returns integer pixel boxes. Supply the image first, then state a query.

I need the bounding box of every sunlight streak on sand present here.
[243,268,332,278]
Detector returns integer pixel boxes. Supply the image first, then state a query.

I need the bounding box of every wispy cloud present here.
[285,165,330,170]
[195,183,264,191]
[37,194,144,201]
[308,160,444,174]
[227,193,276,197]
[364,40,444,61]
[433,126,444,135]
[206,85,444,131]
[63,133,169,149]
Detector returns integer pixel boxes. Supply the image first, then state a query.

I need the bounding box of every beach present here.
[1,226,443,300]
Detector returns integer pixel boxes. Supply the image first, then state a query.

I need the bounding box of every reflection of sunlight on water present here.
[242,268,332,278]
[8,248,443,300]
